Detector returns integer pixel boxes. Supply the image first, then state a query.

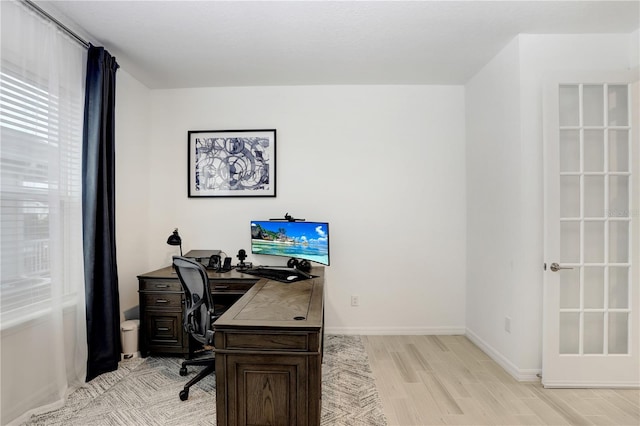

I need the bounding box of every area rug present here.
[23,335,387,426]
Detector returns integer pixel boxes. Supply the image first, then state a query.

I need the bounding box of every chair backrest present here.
[172,256,215,345]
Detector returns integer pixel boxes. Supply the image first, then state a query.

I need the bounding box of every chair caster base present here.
[179,367,188,376]
[179,389,189,401]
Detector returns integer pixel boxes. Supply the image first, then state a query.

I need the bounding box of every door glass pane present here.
[608,85,628,126]
[608,312,629,354]
[560,267,580,309]
[584,176,604,218]
[584,313,604,354]
[561,176,580,218]
[609,267,629,309]
[560,130,580,172]
[609,176,629,217]
[583,85,604,126]
[560,312,580,354]
[584,221,604,263]
[584,130,604,172]
[584,267,604,308]
[609,221,629,263]
[560,221,580,263]
[560,85,580,126]
[554,81,633,365]
[608,130,629,172]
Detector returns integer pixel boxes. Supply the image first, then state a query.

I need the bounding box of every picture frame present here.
[188,129,276,198]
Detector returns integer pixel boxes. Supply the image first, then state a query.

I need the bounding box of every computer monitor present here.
[251,220,330,266]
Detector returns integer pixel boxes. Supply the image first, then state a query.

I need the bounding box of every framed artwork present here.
[188,129,276,198]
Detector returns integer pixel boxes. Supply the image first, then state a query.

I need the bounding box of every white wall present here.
[465,37,522,372]
[115,70,151,320]
[465,33,638,380]
[136,85,467,333]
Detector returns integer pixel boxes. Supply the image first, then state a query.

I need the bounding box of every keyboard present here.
[243,267,312,283]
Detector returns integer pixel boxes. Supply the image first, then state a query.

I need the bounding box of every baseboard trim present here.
[542,380,640,389]
[465,327,541,382]
[324,326,466,335]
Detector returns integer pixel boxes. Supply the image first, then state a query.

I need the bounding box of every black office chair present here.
[172,256,224,401]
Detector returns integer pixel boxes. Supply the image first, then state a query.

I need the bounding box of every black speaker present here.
[297,259,311,273]
[287,257,311,273]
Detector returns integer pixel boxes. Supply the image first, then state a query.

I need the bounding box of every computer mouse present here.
[287,275,298,281]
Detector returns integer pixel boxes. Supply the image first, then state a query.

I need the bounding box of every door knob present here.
[550,262,573,272]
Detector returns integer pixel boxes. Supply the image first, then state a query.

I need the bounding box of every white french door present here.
[543,72,639,388]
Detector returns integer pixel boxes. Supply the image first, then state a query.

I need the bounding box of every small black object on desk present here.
[243,266,313,283]
[236,249,251,271]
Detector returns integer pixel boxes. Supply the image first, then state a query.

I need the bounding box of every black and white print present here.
[188,129,276,197]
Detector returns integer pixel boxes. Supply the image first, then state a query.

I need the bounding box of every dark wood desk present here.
[214,269,324,426]
[137,266,259,358]
[137,266,324,425]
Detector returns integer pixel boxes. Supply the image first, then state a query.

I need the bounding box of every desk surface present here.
[213,267,324,330]
[137,266,259,281]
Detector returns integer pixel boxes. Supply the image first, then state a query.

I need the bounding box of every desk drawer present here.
[211,280,255,293]
[222,332,314,351]
[146,311,183,347]
[142,292,182,309]
[140,279,182,292]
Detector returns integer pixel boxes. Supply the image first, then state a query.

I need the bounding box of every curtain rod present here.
[21,0,90,49]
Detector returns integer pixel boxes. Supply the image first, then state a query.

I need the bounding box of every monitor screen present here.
[251,221,330,266]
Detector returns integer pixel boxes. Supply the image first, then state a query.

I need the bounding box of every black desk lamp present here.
[167,228,183,256]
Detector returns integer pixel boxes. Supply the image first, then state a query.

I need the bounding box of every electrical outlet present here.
[351,295,359,307]
[505,316,511,333]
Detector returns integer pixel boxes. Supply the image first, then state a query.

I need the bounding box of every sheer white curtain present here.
[1,1,87,424]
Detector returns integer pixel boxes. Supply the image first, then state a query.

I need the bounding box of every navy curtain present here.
[82,45,121,382]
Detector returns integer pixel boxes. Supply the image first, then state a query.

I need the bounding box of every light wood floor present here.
[362,335,640,426]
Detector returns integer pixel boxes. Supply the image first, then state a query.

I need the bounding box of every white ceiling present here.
[40,1,639,89]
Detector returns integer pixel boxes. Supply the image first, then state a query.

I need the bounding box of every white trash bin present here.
[121,319,140,359]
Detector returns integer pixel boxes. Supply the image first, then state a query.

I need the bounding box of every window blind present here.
[0,66,84,322]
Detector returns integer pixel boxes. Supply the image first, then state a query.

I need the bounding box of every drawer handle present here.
[215,285,229,290]
[156,299,169,303]
[157,327,170,331]
[155,284,169,288]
